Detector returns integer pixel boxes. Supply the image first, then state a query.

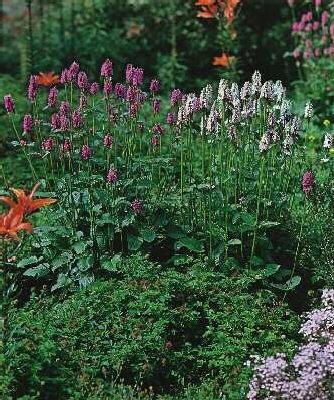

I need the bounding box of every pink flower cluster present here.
[291,1,334,60]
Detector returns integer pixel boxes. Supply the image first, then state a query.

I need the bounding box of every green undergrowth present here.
[3,255,299,400]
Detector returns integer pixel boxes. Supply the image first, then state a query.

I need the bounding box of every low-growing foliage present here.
[4,256,299,399]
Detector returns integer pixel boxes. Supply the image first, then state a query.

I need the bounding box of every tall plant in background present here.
[288,0,334,120]
[195,0,241,79]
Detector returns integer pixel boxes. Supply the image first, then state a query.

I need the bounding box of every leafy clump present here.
[5,256,299,399]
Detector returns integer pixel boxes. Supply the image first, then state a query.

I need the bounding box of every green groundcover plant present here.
[2,255,300,400]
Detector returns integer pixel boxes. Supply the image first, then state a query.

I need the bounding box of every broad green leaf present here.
[264,263,281,277]
[23,263,50,278]
[17,256,43,269]
[77,255,93,271]
[259,221,280,229]
[72,240,91,255]
[102,254,122,272]
[140,227,156,243]
[51,252,73,272]
[78,275,94,287]
[228,239,242,246]
[169,254,193,266]
[270,275,302,291]
[250,256,264,267]
[51,274,72,292]
[127,235,143,251]
[167,225,185,239]
[286,275,301,290]
[176,237,203,253]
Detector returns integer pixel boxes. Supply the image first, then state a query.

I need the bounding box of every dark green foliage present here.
[4,255,299,399]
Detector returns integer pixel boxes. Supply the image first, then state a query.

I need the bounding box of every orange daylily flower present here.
[195,0,241,22]
[0,205,33,241]
[195,0,216,4]
[196,0,218,18]
[36,71,59,87]
[0,183,57,214]
[212,52,235,67]
[223,0,241,23]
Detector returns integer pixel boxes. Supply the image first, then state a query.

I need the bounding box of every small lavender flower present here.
[137,122,144,131]
[267,111,276,127]
[206,102,220,134]
[131,199,142,214]
[218,79,229,101]
[79,94,88,109]
[240,81,251,100]
[126,86,137,103]
[106,167,118,183]
[323,132,333,149]
[230,82,240,105]
[89,82,99,95]
[126,64,133,83]
[251,70,262,95]
[283,134,294,154]
[152,98,161,114]
[131,67,144,86]
[3,94,15,113]
[259,131,271,152]
[72,109,83,129]
[108,106,117,124]
[22,114,33,133]
[28,75,38,102]
[177,105,186,127]
[129,102,139,118]
[170,88,182,107]
[227,125,237,141]
[68,61,80,81]
[231,103,241,124]
[290,116,302,138]
[60,68,69,84]
[51,113,61,130]
[103,133,113,148]
[304,101,313,119]
[274,80,285,101]
[302,171,315,195]
[77,71,88,90]
[48,87,58,107]
[138,90,147,104]
[60,139,72,154]
[81,144,91,160]
[150,79,160,93]
[60,115,70,131]
[103,80,113,97]
[101,58,113,77]
[260,81,275,101]
[59,100,70,116]
[152,123,164,135]
[151,135,159,147]
[199,84,213,109]
[41,137,55,152]
[166,112,176,125]
[114,83,126,98]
